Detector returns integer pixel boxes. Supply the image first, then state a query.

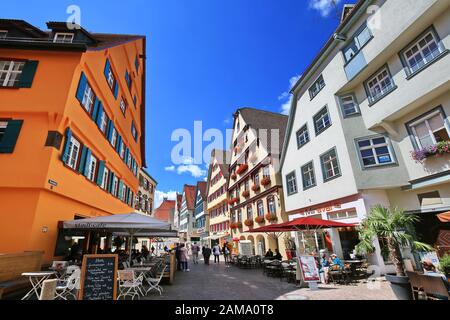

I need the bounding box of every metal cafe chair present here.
[422,275,450,300]
[117,270,144,300]
[406,271,425,300]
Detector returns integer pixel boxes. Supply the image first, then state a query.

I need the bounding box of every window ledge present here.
[361,162,398,171]
[368,85,398,107]
[303,184,317,191]
[315,124,332,137]
[297,140,311,150]
[405,49,450,81]
[323,174,342,183]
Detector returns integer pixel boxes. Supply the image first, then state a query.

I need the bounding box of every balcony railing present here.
[0,36,88,46]
[344,50,367,81]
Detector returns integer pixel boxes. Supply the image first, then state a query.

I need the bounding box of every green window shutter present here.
[78,146,88,174]
[96,161,105,186]
[0,120,23,153]
[118,180,123,199]
[76,72,88,103]
[83,149,92,177]
[91,98,100,120]
[61,128,72,163]
[108,172,115,194]
[18,61,39,88]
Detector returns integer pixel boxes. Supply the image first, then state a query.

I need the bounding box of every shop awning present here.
[246,217,357,233]
[438,211,450,223]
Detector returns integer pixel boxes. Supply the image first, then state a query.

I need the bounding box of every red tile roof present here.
[153,199,175,223]
[197,181,207,201]
[183,185,197,210]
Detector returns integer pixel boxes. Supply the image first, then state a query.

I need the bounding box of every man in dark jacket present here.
[202,245,212,265]
[174,243,181,270]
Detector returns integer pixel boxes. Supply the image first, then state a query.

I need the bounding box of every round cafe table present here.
[21,271,56,300]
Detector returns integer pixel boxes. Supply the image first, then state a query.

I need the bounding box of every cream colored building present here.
[136,168,157,215]
[205,149,231,247]
[227,108,289,257]
[281,0,450,273]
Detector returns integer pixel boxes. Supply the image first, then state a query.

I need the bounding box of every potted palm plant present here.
[356,205,432,300]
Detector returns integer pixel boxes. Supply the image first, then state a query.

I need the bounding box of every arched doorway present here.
[256,235,265,256]
[247,235,255,255]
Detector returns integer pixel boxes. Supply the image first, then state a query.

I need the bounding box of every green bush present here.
[438,254,450,277]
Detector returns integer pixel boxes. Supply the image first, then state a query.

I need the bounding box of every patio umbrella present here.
[63,213,172,265]
[437,211,450,223]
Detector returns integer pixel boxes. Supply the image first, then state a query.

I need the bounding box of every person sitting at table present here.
[329,254,344,270]
[274,249,282,261]
[265,249,274,258]
[422,261,448,282]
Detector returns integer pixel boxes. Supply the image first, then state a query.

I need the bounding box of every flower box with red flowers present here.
[261,177,271,186]
[230,222,238,230]
[255,216,265,224]
[242,190,250,198]
[244,219,254,227]
[251,184,260,192]
[265,213,277,222]
[236,163,249,175]
[227,197,239,205]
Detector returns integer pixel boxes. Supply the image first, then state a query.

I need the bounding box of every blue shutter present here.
[78,146,88,174]
[104,59,111,79]
[118,180,123,199]
[95,102,104,128]
[107,120,113,141]
[96,161,105,186]
[113,82,119,99]
[125,186,129,203]
[0,120,23,154]
[76,72,87,103]
[61,128,72,163]
[116,135,122,153]
[125,147,129,165]
[91,98,99,120]
[133,95,137,106]
[18,61,39,88]
[83,149,92,177]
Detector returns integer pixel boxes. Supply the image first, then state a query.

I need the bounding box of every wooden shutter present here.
[0,120,23,153]
[18,61,39,88]
[61,128,72,163]
[96,161,105,186]
[76,72,88,103]
[78,146,88,174]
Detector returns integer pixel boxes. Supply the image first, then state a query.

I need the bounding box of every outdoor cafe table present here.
[21,271,55,300]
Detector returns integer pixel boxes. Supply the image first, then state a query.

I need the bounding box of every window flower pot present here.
[255,216,265,224]
[242,190,250,198]
[236,163,249,175]
[230,222,238,230]
[411,140,450,162]
[251,184,260,192]
[261,177,271,187]
[231,173,237,180]
[244,219,254,227]
[227,197,239,205]
[265,213,277,222]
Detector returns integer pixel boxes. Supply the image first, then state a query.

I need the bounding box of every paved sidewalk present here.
[144,257,396,300]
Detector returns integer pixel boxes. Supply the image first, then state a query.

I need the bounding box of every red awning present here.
[438,212,450,223]
[246,216,356,233]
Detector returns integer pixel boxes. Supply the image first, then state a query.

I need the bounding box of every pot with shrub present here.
[438,254,450,278]
[356,205,432,300]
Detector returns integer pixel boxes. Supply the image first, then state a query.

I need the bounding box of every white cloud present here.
[309,0,341,17]
[279,75,301,115]
[154,190,178,209]
[164,157,207,179]
[223,117,232,125]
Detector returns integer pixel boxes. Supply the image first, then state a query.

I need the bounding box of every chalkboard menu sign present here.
[79,254,118,300]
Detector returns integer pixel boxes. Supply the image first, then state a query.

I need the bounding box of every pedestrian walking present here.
[202,245,211,265]
[222,242,229,264]
[191,242,200,264]
[174,243,181,271]
[179,243,190,272]
[213,244,220,263]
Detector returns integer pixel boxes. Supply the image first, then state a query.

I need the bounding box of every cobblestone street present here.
[144,257,396,300]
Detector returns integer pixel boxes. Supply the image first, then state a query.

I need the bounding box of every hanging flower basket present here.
[251,184,260,192]
[231,173,237,180]
[244,219,254,227]
[228,197,239,205]
[261,177,271,186]
[255,216,265,224]
[411,141,450,162]
[242,190,250,198]
[265,213,278,222]
[230,222,238,230]
[235,221,243,229]
[236,163,249,175]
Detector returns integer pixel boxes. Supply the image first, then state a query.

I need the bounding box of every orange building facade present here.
[0,20,147,262]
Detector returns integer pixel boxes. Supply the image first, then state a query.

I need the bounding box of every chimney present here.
[341,4,355,23]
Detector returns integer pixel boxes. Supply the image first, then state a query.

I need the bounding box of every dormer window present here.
[0,31,7,39]
[53,33,74,43]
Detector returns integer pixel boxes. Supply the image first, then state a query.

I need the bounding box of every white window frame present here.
[286,171,297,196]
[107,69,115,89]
[308,75,325,100]
[120,143,125,159]
[408,109,450,149]
[67,136,81,170]
[87,155,98,181]
[112,176,119,196]
[53,33,74,43]
[328,210,358,221]
[296,124,310,149]
[247,206,253,220]
[339,94,360,118]
[301,162,316,190]
[343,24,372,63]
[120,98,127,115]
[100,112,108,134]
[401,28,445,75]
[0,60,25,87]
[0,121,8,142]
[356,136,395,168]
[263,166,270,178]
[81,84,95,114]
[365,66,395,103]
[267,197,276,214]
[257,201,264,217]
[320,148,341,182]
[111,128,117,147]
[314,106,331,135]
[101,168,109,190]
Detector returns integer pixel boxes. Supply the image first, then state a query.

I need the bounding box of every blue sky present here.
[3,0,356,207]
